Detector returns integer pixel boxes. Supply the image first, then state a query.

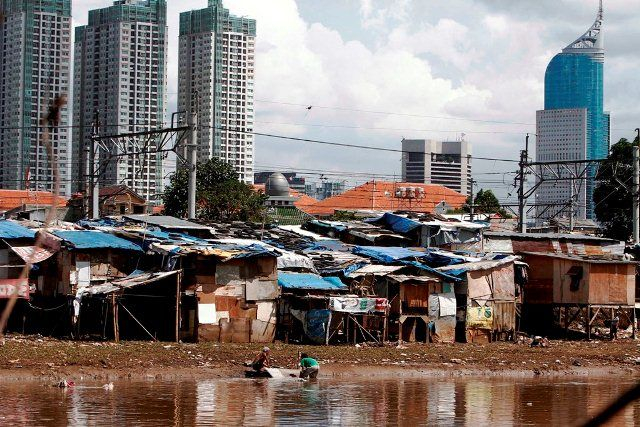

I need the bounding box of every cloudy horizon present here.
[72,0,639,205]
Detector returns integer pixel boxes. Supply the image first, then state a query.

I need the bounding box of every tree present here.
[163,158,267,221]
[460,188,510,217]
[594,137,639,241]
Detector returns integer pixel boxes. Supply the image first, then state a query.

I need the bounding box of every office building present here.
[74,0,168,202]
[0,0,72,195]
[179,0,256,184]
[401,139,472,196]
[536,1,606,221]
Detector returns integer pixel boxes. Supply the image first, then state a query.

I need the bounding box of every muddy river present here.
[0,376,638,425]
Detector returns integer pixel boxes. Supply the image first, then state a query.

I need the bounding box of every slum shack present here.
[347,246,462,343]
[366,212,486,251]
[123,215,215,239]
[76,271,182,342]
[0,220,38,332]
[519,252,637,339]
[438,256,519,343]
[483,232,625,257]
[277,272,388,344]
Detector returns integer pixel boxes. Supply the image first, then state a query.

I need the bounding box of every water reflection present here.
[0,376,638,425]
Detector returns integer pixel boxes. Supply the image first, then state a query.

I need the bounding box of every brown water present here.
[0,377,638,426]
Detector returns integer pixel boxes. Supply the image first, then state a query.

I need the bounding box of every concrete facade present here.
[73,0,168,202]
[178,0,256,184]
[0,0,72,196]
[401,139,472,196]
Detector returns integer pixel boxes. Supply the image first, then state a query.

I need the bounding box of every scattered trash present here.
[56,380,75,388]
[572,359,582,367]
[102,383,114,391]
[526,402,533,407]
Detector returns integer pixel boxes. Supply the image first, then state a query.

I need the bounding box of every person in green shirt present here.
[299,353,319,379]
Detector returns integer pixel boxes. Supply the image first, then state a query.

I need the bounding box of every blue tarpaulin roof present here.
[367,213,422,234]
[400,260,462,283]
[278,273,348,291]
[353,246,426,263]
[53,231,143,252]
[0,220,36,240]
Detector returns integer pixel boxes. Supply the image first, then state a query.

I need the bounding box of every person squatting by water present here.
[299,353,319,379]
[252,347,271,372]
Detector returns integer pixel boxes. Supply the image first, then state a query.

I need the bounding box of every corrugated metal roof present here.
[437,256,518,273]
[81,270,179,295]
[0,220,35,240]
[484,231,620,243]
[124,215,214,231]
[278,273,347,291]
[52,231,143,252]
[519,252,636,265]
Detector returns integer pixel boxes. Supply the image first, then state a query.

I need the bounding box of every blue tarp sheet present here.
[305,309,331,344]
[352,246,426,263]
[370,213,422,234]
[400,260,462,283]
[278,273,347,291]
[0,220,35,240]
[304,239,351,252]
[53,231,143,252]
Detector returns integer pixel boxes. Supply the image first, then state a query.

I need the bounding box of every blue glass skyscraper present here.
[537,1,606,221]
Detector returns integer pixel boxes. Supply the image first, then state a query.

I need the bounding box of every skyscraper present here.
[401,139,472,196]
[0,0,72,196]
[536,1,606,222]
[179,0,256,184]
[74,0,168,202]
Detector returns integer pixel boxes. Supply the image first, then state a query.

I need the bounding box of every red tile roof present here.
[0,190,68,212]
[302,181,466,216]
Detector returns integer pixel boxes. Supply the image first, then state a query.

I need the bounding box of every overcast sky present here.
[73,0,640,203]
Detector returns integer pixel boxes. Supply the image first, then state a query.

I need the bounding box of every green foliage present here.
[594,137,639,241]
[163,158,267,221]
[332,210,357,221]
[460,189,510,217]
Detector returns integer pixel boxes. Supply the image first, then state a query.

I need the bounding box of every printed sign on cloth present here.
[466,306,493,329]
[0,279,30,299]
[329,297,388,314]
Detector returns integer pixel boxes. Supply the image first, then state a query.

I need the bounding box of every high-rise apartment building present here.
[0,0,72,195]
[536,1,606,222]
[74,0,168,202]
[179,0,256,184]
[401,139,472,196]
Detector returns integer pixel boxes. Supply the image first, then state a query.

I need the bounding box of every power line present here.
[254,99,536,127]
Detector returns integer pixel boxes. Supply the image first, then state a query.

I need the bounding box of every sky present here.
[73,0,640,205]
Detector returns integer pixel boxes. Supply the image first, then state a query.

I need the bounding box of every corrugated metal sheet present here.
[278,272,347,291]
[0,220,35,240]
[124,215,214,231]
[52,231,143,252]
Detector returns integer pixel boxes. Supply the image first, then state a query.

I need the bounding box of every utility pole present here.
[517,134,529,233]
[90,110,100,219]
[469,178,475,222]
[568,178,575,233]
[633,128,640,244]
[187,111,198,220]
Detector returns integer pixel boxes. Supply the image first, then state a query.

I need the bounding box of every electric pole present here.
[469,178,475,222]
[90,110,100,219]
[517,134,529,233]
[634,128,640,244]
[187,111,198,220]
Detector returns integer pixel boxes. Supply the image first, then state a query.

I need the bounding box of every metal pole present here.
[187,111,198,220]
[633,129,639,244]
[569,177,575,233]
[91,110,100,219]
[469,178,475,222]
[518,135,529,233]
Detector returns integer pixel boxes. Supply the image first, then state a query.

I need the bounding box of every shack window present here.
[566,266,583,292]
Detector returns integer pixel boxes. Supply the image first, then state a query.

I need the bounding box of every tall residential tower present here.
[179,0,256,184]
[0,0,72,195]
[74,0,168,201]
[536,1,607,222]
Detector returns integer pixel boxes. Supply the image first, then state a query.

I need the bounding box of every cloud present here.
[69,0,639,201]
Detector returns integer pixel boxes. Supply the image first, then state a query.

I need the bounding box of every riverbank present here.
[0,335,638,381]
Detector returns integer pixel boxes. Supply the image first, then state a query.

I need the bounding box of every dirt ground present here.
[0,335,638,381]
